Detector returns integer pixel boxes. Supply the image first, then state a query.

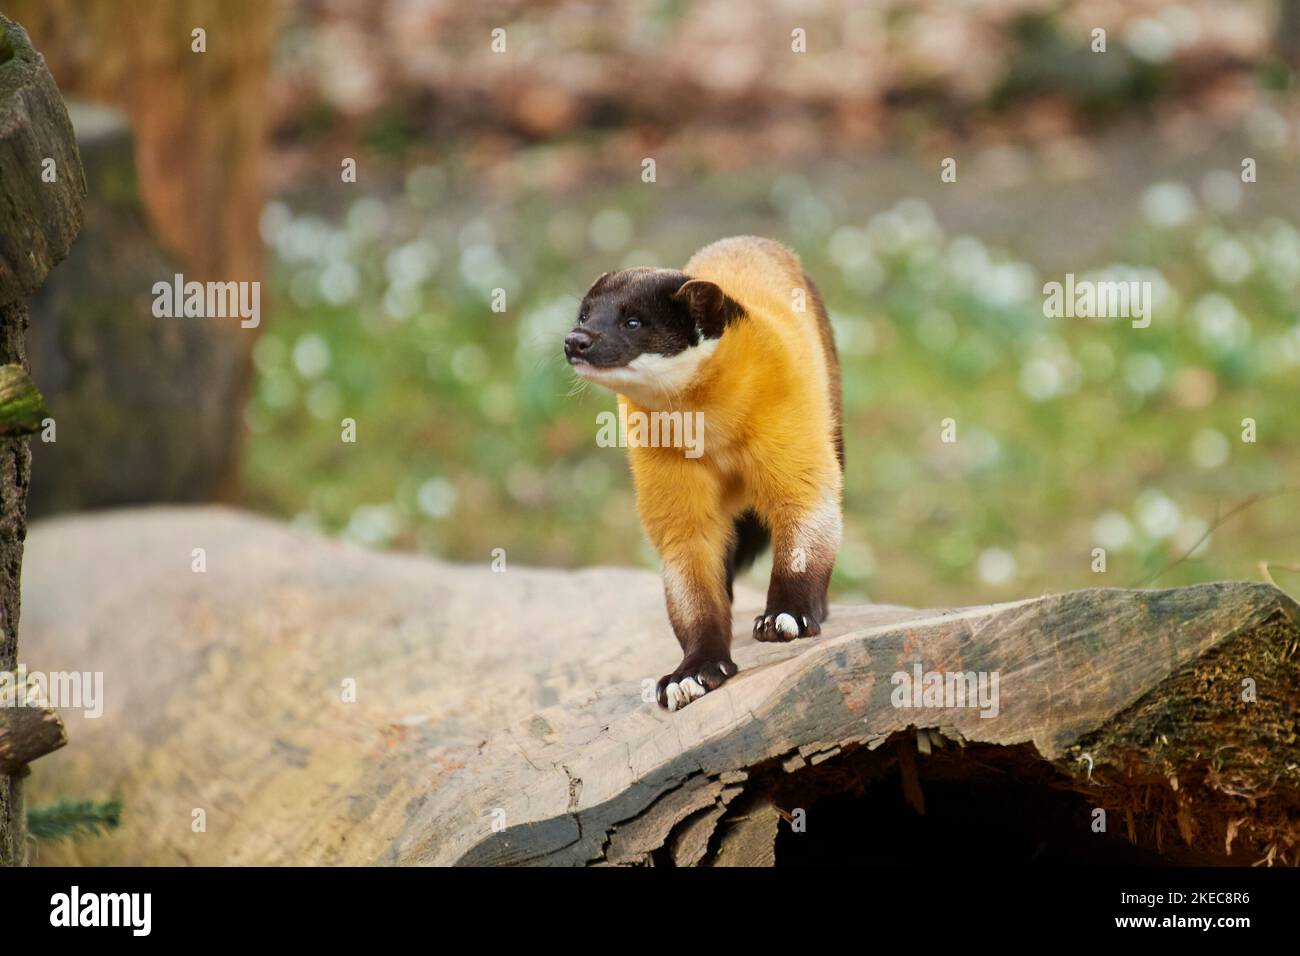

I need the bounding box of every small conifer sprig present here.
[27,799,122,843]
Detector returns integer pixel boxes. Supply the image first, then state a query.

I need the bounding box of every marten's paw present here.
[753,611,821,642]
[656,658,738,711]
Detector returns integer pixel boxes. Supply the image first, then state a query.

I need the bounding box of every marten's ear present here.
[584,272,612,297]
[672,279,741,340]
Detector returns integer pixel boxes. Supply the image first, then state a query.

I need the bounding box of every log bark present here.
[0,14,84,866]
[0,20,84,301]
[18,508,1300,866]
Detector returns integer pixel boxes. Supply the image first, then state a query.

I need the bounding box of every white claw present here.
[680,677,707,701]
[665,682,684,711]
[775,613,800,638]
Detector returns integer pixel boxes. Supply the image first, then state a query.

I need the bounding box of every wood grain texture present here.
[435,579,1299,866]
[710,799,780,867]
[20,507,1299,866]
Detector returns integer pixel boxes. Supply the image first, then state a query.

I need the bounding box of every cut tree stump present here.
[18,508,1300,867]
[0,13,84,866]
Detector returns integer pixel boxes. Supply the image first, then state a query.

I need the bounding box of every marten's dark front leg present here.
[655,541,738,710]
[635,462,738,710]
[754,495,842,642]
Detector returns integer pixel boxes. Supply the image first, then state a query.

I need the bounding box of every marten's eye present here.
[625,317,642,330]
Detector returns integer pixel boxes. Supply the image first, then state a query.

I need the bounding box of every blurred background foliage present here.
[12,0,1300,607]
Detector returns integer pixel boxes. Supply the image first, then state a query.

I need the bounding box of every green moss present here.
[0,24,13,66]
[0,365,49,436]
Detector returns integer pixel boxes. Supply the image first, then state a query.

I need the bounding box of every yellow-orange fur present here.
[621,237,843,667]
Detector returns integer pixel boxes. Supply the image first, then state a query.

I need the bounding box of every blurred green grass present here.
[242,164,1300,608]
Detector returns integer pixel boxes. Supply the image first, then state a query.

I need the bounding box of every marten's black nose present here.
[565,329,594,360]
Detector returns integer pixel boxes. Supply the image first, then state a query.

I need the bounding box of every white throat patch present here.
[577,337,719,408]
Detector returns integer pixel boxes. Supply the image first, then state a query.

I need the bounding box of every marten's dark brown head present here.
[565,267,741,403]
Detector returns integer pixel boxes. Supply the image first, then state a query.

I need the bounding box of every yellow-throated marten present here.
[565,236,844,711]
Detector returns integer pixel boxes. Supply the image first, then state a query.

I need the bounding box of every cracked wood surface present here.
[18,506,1300,865]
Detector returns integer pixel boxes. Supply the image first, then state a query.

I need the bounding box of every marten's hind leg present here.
[754,493,841,642]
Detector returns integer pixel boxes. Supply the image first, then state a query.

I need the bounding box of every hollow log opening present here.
[760,738,1192,866]
[642,729,1299,867]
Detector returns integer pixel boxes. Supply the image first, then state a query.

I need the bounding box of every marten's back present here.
[683,235,843,470]
[683,236,807,320]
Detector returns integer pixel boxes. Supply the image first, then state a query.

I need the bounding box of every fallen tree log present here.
[432,579,1300,866]
[19,508,1300,866]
